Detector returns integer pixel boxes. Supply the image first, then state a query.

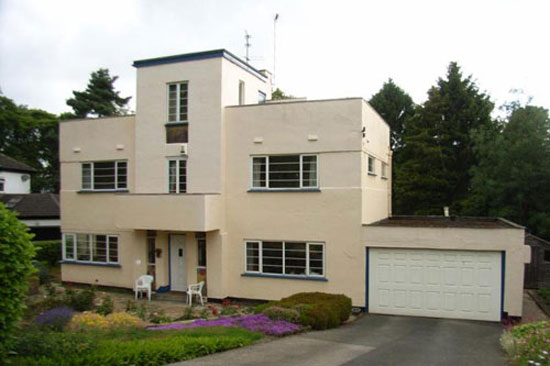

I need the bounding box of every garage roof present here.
[368,216,522,229]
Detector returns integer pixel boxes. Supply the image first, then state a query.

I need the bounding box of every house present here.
[0,153,60,240]
[524,233,550,289]
[59,49,529,322]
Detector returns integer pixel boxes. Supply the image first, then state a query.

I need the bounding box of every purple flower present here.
[35,307,75,331]
[148,314,300,336]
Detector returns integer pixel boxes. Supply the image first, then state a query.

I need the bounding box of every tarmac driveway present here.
[172,314,507,366]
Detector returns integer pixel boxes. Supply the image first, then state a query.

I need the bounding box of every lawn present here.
[11,326,262,366]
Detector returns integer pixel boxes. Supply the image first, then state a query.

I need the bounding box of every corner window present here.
[81,161,127,191]
[245,240,325,277]
[166,124,188,144]
[239,80,245,105]
[63,233,119,264]
[168,159,187,193]
[368,155,376,175]
[168,82,188,122]
[258,91,266,104]
[251,154,318,190]
[381,162,388,179]
[197,232,206,267]
[0,177,4,192]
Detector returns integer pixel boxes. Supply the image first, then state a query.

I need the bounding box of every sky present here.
[0,0,549,115]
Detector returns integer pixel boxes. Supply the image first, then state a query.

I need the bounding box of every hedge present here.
[33,240,62,267]
[255,292,352,330]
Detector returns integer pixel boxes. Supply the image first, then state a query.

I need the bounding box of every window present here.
[258,90,266,104]
[81,161,127,191]
[238,80,245,105]
[245,240,325,277]
[368,156,376,175]
[545,250,550,262]
[168,159,187,193]
[63,233,119,264]
[197,232,206,267]
[0,177,4,192]
[381,162,388,179]
[168,82,188,122]
[251,154,318,190]
[166,124,188,144]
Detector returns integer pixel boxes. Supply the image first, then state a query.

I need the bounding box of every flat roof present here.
[367,216,523,229]
[132,49,267,82]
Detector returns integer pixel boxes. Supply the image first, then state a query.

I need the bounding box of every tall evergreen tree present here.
[369,79,415,151]
[394,62,494,215]
[66,68,131,118]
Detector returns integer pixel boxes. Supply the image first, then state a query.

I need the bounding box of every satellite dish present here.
[21,174,30,182]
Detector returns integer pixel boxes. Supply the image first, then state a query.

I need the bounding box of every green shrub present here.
[537,287,550,305]
[262,306,300,323]
[33,240,62,267]
[65,286,96,311]
[149,309,172,324]
[11,329,95,359]
[181,306,194,320]
[96,295,114,316]
[501,321,550,366]
[0,203,36,356]
[32,261,50,284]
[253,292,352,330]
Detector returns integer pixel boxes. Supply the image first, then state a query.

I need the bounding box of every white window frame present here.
[250,154,319,190]
[167,158,187,194]
[381,162,388,179]
[63,233,119,264]
[368,155,376,175]
[167,81,189,123]
[244,240,325,277]
[81,160,127,191]
[0,177,4,192]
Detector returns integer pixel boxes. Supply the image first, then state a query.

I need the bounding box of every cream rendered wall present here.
[0,171,31,193]
[223,99,369,305]
[361,101,392,224]
[362,225,529,316]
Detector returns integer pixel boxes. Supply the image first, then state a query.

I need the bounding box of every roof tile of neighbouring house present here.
[0,193,59,219]
[0,153,36,173]
[367,216,522,229]
[525,233,550,248]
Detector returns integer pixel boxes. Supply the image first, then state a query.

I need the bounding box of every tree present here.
[369,79,415,151]
[0,203,36,356]
[466,103,550,239]
[394,62,494,215]
[271,88,293,100]
[0,95,59,192]
[66,68,131,118]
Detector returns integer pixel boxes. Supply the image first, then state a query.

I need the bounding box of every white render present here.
[0,170,31,193]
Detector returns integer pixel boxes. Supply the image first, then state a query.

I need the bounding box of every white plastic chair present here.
[135,275,154,301]
[187,281,205,306]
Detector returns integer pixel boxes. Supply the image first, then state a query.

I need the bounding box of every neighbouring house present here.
[524,233,550,289]
[59,49,530,322]
[0,153,60,240]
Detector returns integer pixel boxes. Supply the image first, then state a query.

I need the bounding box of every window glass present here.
[168,83,188,122]
[309,244,324,276]
[284,242,306,275]
[302,155,318,187]
[381,162,387,178]
[147,237,156,265]
[251,154,319,189]
[168,84,178,122]
[93,162,116,189]
[239,81,245,105]
[168,160,177,193]
[179,83,188,121]
[76,234,90,261]
[82,163,92,189]
[93,235,107,262]
[166,124,188,144]
[117,162,127,189]
[197,236,206,267]
[108,236,118,263]
[262,241,283,274]
[64,234,75,260]
[179,160,187,193]
[246,242,260,272]
[269,155,300,188]
[168,159,187,193]
[368,156,375,174]
[258,91,266,104]
[252,157,267,188]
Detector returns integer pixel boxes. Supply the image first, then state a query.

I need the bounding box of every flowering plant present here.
[35,307,75,331]
[149,313,300,336]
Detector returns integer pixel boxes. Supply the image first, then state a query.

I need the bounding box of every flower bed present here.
[501,320,550,366]
[149,314,300,336]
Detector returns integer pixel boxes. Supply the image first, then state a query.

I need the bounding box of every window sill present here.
[60,260,121,268]
[78,189,129,194]
[367,172,377,177]
[165,122,188,126]
[381,176,388,180]
[248,188,321,193]
[241,273,327,282]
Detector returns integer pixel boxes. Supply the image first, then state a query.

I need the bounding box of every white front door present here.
[170,234,187,292]
[369,248,502,321]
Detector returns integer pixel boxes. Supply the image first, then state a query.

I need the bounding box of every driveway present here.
[171,314,507,366]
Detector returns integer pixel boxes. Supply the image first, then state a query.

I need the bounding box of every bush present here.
[501,320,550,365]
[33,240,62,267]
[11,329,95,359]
[35,307,75,331]
[68,312,140,331]
[96,295,114,316]
[254,292,352,330]
[149,310,172,324]
[65,286,96,311]
[262,306,300,323]
[0,202,36,356]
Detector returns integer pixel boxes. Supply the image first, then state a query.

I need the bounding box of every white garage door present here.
[368,248,502,321]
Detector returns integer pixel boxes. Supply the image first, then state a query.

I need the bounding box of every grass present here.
[11,326,262,366]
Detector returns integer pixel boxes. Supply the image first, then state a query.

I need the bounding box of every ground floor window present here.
[245,240,324,277]
[63,233,119,264]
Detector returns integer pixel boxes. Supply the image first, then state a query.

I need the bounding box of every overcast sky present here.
[1,0,548,115]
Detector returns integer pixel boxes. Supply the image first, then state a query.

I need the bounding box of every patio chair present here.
[135,275,154,301]
[187,281,205,306]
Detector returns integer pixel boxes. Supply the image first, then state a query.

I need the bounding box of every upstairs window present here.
[381,162,388,179]
[168,159,187,193]
[239,80,245,105]
[368,155,376,175]
[251,154,318,190]
[168,82,188,122]
[258,91,266,104]
[82,161,127,191]
[0,177,4,192]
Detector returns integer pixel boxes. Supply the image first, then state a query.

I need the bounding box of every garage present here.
[368,248,503,321]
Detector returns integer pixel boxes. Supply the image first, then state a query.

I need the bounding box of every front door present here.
[170,234,187,291]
